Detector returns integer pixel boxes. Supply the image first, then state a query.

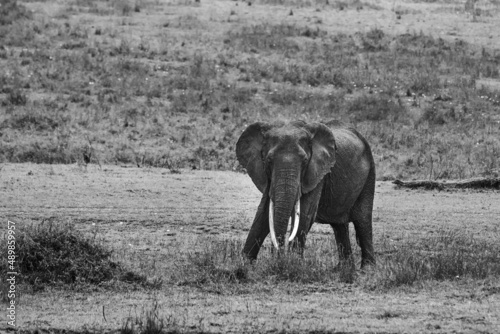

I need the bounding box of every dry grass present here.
[7,221,498,333]
[113,231,500,333]
[6,221,498,293]
[170,231,500,292]
[0,0,499,179]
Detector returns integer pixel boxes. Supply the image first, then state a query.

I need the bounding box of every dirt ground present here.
[1,163,499,333]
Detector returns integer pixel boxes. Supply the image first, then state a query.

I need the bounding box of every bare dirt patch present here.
[1,163,499,333]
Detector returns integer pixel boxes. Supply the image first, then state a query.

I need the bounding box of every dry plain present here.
[1,0,500,333]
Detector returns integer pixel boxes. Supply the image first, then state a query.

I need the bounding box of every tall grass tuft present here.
[172,239,249,289]
[255,244,338,283]
[173,237,339,289]
[121,300,181,334]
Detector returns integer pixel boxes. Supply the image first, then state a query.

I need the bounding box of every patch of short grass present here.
[366,230,500,289]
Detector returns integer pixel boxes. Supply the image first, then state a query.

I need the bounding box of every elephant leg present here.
[290,180,324,254]
[352,217,375,268]
[351,200,375,267]
[330,223,352,264]
[243,194,270,261]
[351,164,376,268]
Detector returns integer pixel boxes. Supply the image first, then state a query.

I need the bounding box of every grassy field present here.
[0,0,499,179]
[1,0,500,333]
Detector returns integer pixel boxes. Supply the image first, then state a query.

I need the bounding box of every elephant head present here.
[236,121,336,250]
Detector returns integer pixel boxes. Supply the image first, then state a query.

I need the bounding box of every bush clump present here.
[0,0,32,26]
[348,93,407,122]
[11,222,121,286]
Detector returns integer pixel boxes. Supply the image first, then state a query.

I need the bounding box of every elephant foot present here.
[288,241,305,257]
[361,256,376,269]
[336,260,356,284]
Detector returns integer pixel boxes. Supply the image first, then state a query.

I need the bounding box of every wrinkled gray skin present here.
[236,120,376,268]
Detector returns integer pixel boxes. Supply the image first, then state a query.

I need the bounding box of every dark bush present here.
[13,222,120,285]
[348,94,407,122]
[0,0,32,26]
[2,113,58,131]
[361,28,388,52]
[6,89,28,106]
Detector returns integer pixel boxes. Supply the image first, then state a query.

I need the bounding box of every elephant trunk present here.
[269,168,301,249]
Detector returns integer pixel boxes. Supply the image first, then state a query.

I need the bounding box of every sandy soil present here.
[1,163,499,333]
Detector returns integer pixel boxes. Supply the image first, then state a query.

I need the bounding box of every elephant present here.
[236,120,376,268]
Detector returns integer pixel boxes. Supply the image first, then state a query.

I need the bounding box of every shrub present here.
[360,28,387,52]
[227,23,326,54]
[347,93,407,122]
[10,221,120,286]
[1,139,78,164]
[0,0,32,26]
[0,221,150,290]
[5,89,28,106]
[2,113,59,131]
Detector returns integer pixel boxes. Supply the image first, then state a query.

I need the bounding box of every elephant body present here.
[236,120,375,267]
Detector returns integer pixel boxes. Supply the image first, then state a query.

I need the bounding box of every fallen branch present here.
[393,178,500,190]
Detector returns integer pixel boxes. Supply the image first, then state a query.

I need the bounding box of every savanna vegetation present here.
[1,0,500,332]
[4,219,500,332]
[13,222,498,291]
[0,0,499,179]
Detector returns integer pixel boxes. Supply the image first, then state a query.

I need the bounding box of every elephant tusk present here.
[269,197,300,249]
[269,200,279,249]
[288,198,300,242]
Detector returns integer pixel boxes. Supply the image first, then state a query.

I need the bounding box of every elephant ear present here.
[236,122,271,193]
[302,123,337,193]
